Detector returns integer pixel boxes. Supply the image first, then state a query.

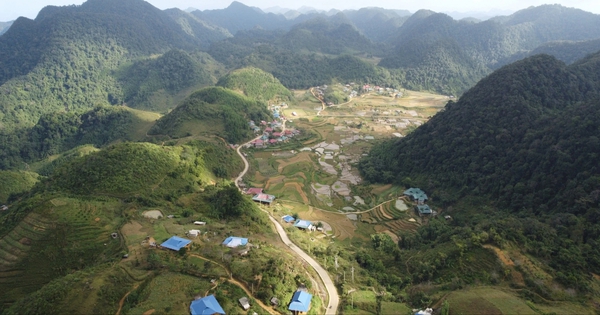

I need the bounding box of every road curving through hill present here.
[234,126,339,314]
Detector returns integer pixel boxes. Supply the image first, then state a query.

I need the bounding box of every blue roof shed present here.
[288,290,312,312]
[282,215,295,223]
[222,236,249,248]
[161,236,192,251]
[190,295,226,315]
[294,220,313,229]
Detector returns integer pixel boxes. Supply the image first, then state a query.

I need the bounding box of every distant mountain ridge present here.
[0,20,12,35]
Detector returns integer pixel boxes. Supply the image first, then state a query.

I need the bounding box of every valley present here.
[2,0,600,314]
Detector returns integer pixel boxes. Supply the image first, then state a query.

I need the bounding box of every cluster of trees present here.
[360,52,600,292]
[0,106,133,169]
[117,50,215,109]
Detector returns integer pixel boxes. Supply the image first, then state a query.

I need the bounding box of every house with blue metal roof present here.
[417,204,432,215]
[282,215,295,223]
[190,295,225,315]
[404,188,428,203]
[293,220,313,230]
[161,236,192,251]
[222,236,248,248]
[288,290,312,314]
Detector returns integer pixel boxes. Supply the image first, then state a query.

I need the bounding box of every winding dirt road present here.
[235,126,339,314]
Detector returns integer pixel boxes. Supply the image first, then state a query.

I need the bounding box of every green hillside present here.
[149,86,270,143]
[0,0,227,133]
[0,193,125,309]
[0,171,38,203]
[360,52,600,292]
[0,106,136,170]
[47,141,226,197]
[379,5,600,94]
[117,50,220,111]
[216,66,292,102]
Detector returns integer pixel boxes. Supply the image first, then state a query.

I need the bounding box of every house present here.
[245,188,263,195]
[188,229,201,238]
[292,111,297,116]
[282,215,295,223]
[417,204,433,215]
[253,139,264,147]
[190,295,226,315]
[222,236,249,248]
[273,132,281,137]
[1,205,8,211]
[404,188,428,204]
[194,221,207,225]
[239,297,251,310]
[160,236,192,251]
[288,290,312,314]
[252,193,276,205]
[269,139,278,144]
[294,220,313,230]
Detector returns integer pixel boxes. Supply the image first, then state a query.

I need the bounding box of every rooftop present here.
[252,193,276,204]
[404,187,428,201]
[282,215,295,223]
[294,220,313,229]
[223,236,249,248]
[161,236,192,251]
[417,204,433,214]
[190,295,226,315]
[288,290,312,312]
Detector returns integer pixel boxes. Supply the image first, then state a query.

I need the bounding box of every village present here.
[116,84,448,315]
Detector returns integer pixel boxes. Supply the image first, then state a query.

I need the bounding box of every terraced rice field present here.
[359,201,421,235]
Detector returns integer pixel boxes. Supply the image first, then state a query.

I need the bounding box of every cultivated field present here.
[243,85,448,242]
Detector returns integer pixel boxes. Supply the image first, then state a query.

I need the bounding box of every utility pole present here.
[335,255,338,270]
[351,266,355,282]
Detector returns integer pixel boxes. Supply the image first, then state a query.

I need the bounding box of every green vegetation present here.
[217,66,292,102]
[116,50,217,111]
[0,170,38,203]
[360,53,600,293]
[149,86,270,143]
[0,106,135,170]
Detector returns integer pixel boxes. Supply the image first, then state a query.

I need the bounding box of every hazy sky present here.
[2,0,600,21]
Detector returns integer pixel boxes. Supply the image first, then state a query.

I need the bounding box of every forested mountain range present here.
[1,0,600,132]
[359,51,600,291]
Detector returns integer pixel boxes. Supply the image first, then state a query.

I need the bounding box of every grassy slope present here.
[217,66,293,102]
[0,171,38,203]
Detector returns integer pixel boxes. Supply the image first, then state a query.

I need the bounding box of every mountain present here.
[279,15,376,55]
[360,52,600,290]
[379,5,600,94]
[192,1,289,34]
[0,106,142,170]
[216,67,292,102]
[116,49,220,111]
[0,0,227,133]
[343,8,409,42]
[495,38,600,67]
[0,21,13,35]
